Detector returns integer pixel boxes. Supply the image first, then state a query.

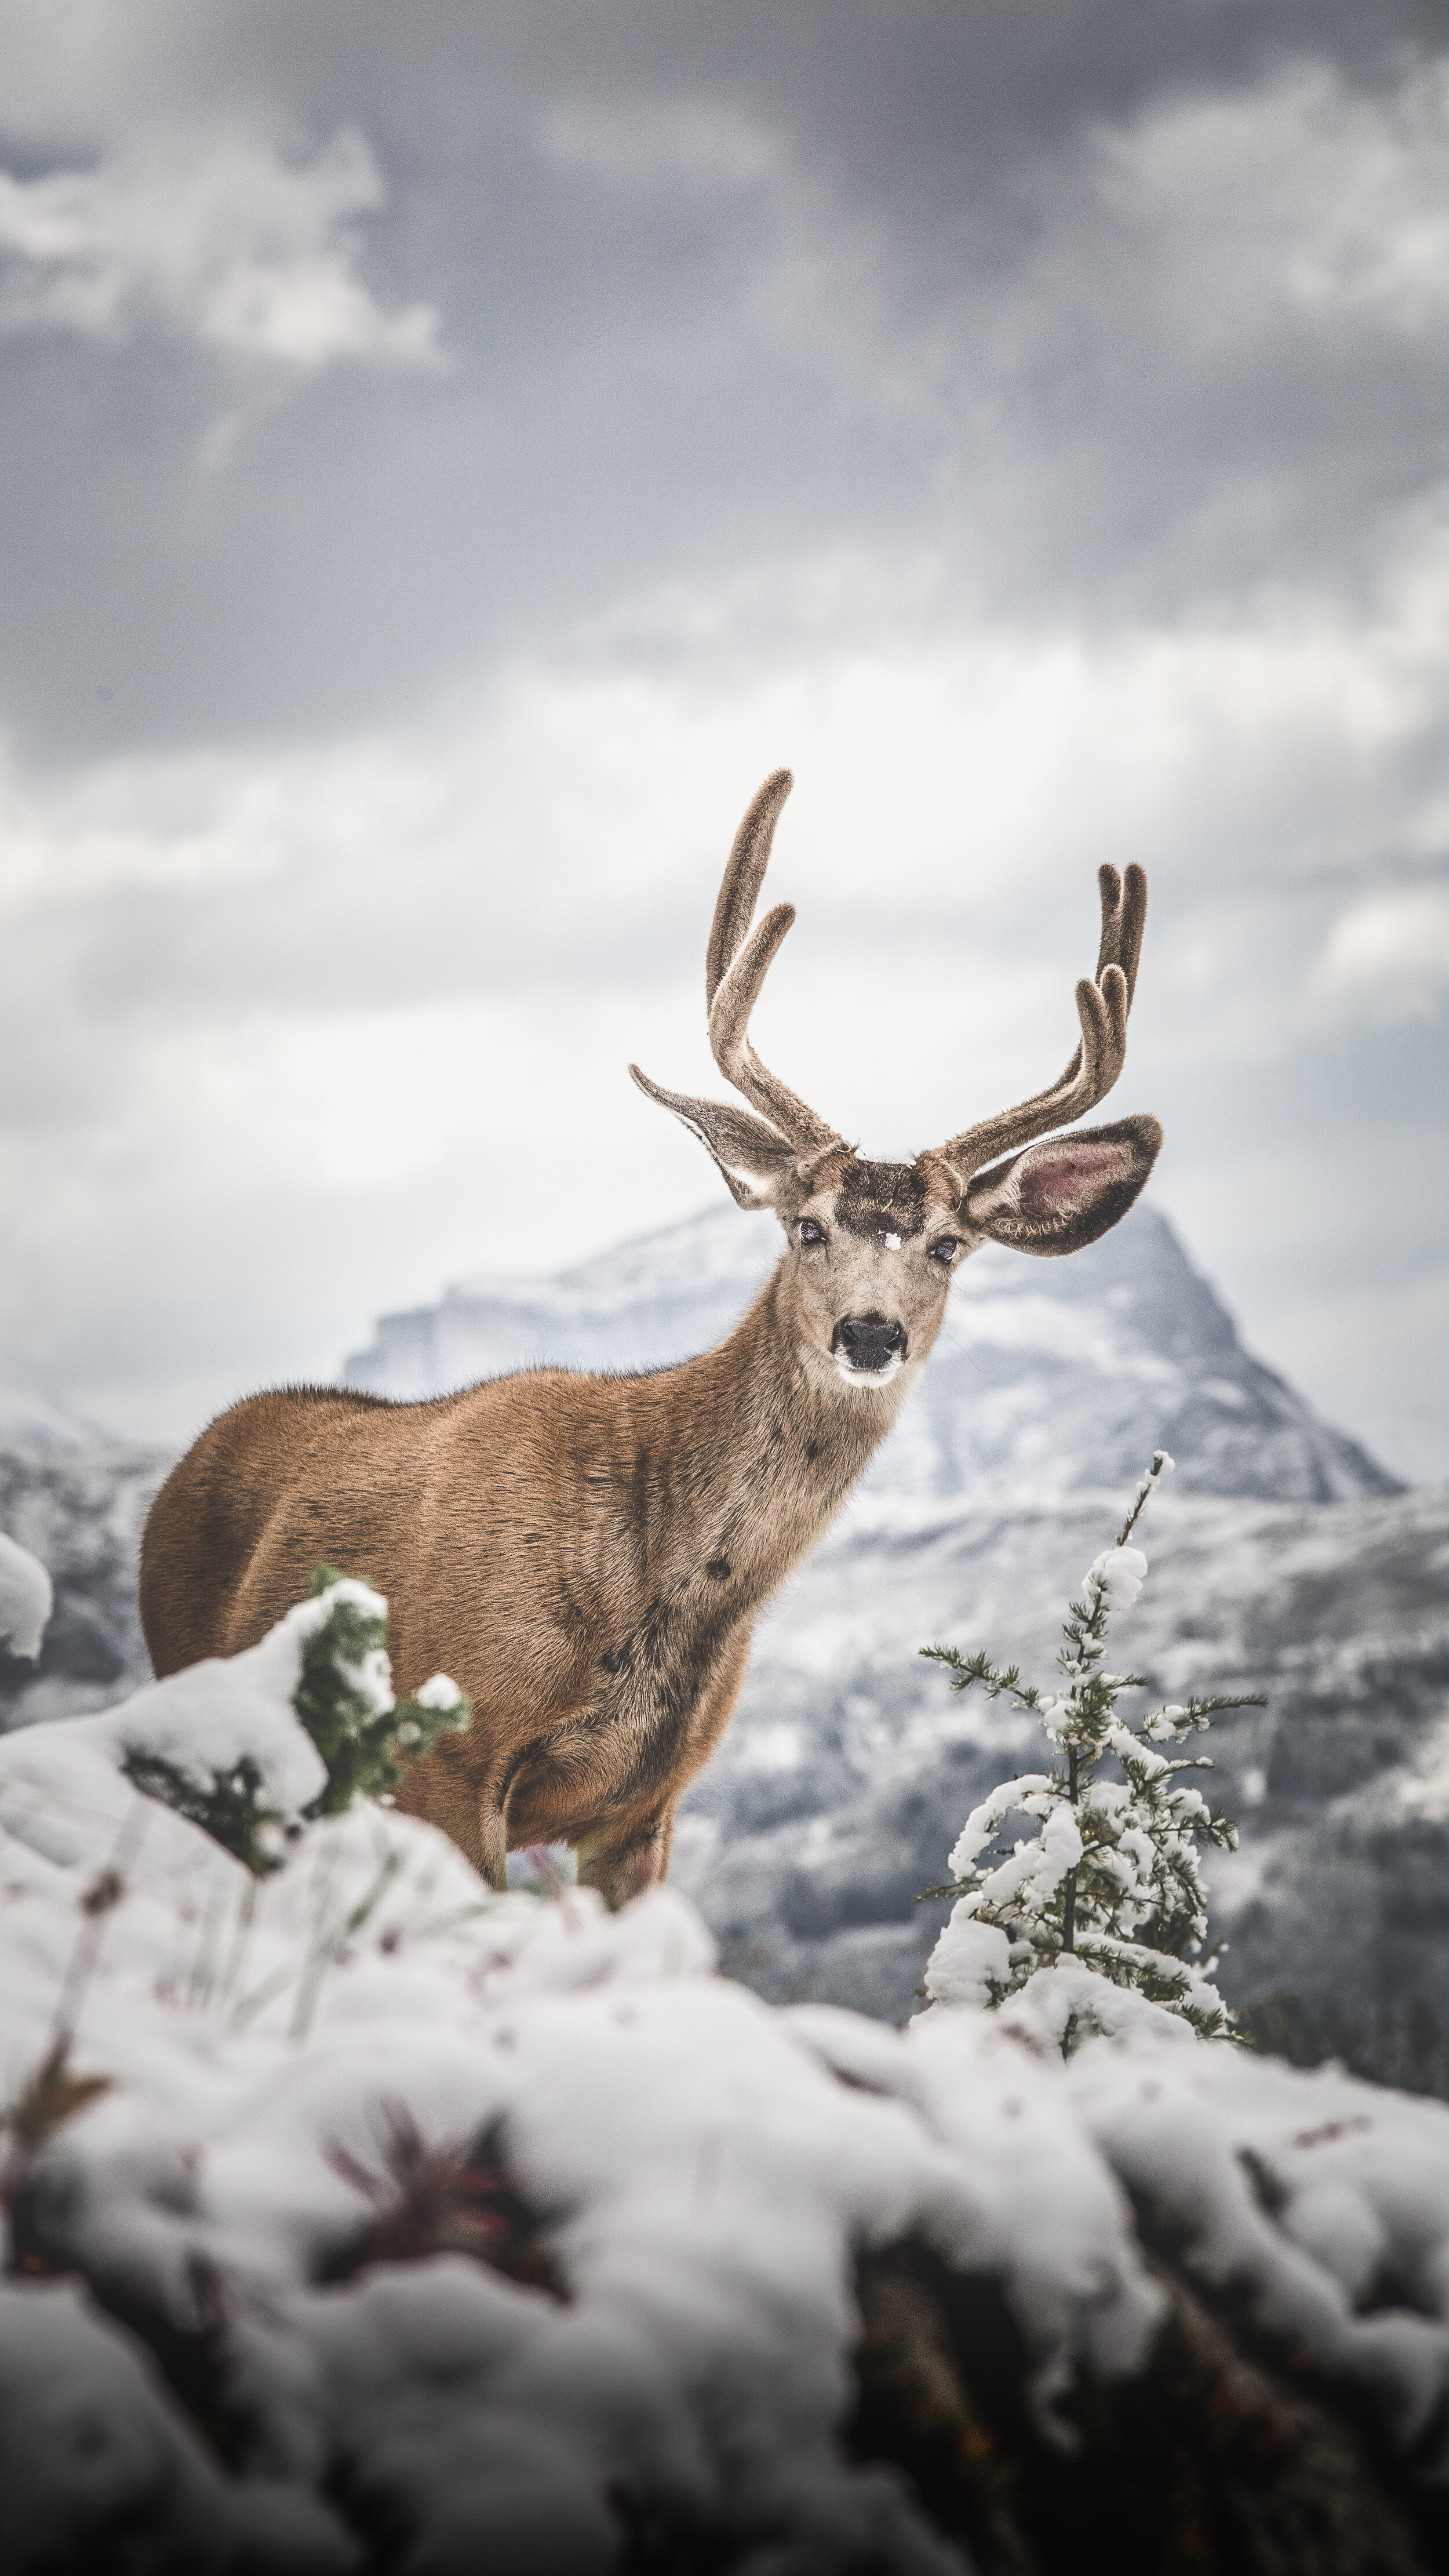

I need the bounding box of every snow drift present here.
[4,1591,1449,2570]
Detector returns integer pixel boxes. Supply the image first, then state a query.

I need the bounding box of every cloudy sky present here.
[1,0,1446,1478]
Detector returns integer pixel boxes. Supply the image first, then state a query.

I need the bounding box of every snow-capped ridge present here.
[343,1201,1397,1507]
[0,1376,112,1450]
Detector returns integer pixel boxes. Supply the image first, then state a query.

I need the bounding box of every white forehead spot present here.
[883,1231,902,1251]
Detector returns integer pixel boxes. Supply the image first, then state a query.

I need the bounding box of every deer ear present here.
[629,1065,799,1210]
[963,1114,1162,1257]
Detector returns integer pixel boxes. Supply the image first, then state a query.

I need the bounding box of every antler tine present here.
[708,900,840,1154]
[938,867,1146,1183]
[706,768,795,1010]
[1011,857,1148,1110]
[695,770,840,1155]
[630,770,842,1169]
[1093,861,1147,1009]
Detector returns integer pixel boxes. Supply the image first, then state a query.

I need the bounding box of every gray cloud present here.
[2,3,1448,752]
[0,0,1446,1482]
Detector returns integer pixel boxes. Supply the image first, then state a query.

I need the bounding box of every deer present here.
[139,770,1159,1907]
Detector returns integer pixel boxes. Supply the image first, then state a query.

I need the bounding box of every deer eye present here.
[929,1237,960,1265]
[799,1217,827,1246]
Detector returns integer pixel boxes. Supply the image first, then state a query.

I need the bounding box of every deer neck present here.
[655,1256,912,1604]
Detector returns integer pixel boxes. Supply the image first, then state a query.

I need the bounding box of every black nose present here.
[833,1314,906,1370]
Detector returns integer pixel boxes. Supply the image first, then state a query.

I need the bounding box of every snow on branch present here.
[119,1565,470,1874]
[920,1452,1266,2044]
[0,1529,52,1660]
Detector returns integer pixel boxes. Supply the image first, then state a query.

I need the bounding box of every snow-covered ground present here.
[5,1576,1449,2570]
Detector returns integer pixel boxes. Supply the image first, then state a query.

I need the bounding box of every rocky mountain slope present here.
[668,1483,1449,2045]
[0,1438,170,1733]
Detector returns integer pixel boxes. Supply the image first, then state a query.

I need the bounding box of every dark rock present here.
[851,2236,1442,2574]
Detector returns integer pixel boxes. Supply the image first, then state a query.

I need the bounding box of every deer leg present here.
[576,1806,673,1911]
[476,1798,509,1895]
[393,1726,510,1889]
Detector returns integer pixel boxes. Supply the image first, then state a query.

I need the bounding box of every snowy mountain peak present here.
[343,1200,1398,1507]
[0,1376,111,1450]
[452,1199,776,1313]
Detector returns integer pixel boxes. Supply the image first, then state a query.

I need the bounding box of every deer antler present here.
[938,862,1148,1181]
[703,770,839,1154]
[631,770,841,1167]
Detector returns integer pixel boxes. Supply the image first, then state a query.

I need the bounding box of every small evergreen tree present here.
[293,1565,470,1819]
[123,1568,471,1875]
[920,1453,1262,2041]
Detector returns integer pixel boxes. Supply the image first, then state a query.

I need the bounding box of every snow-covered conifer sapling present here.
[122,1566,470,1873]
[921,1453,1262,2043]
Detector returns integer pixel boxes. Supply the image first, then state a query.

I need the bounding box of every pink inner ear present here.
[1015,1138,1130,1219]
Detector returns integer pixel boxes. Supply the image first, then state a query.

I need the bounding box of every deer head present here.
[631,770,1161,1397]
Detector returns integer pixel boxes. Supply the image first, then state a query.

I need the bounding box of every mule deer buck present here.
[140,771,1159,1905]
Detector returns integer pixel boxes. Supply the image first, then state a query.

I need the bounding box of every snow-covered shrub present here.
[0,1611,1000,2572]
[122,1566,469,1874]
[921,1453,1261,2043]
[292,1564,471,1815]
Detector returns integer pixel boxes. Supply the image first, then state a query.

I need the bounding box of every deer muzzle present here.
[832,1315,907,1381]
